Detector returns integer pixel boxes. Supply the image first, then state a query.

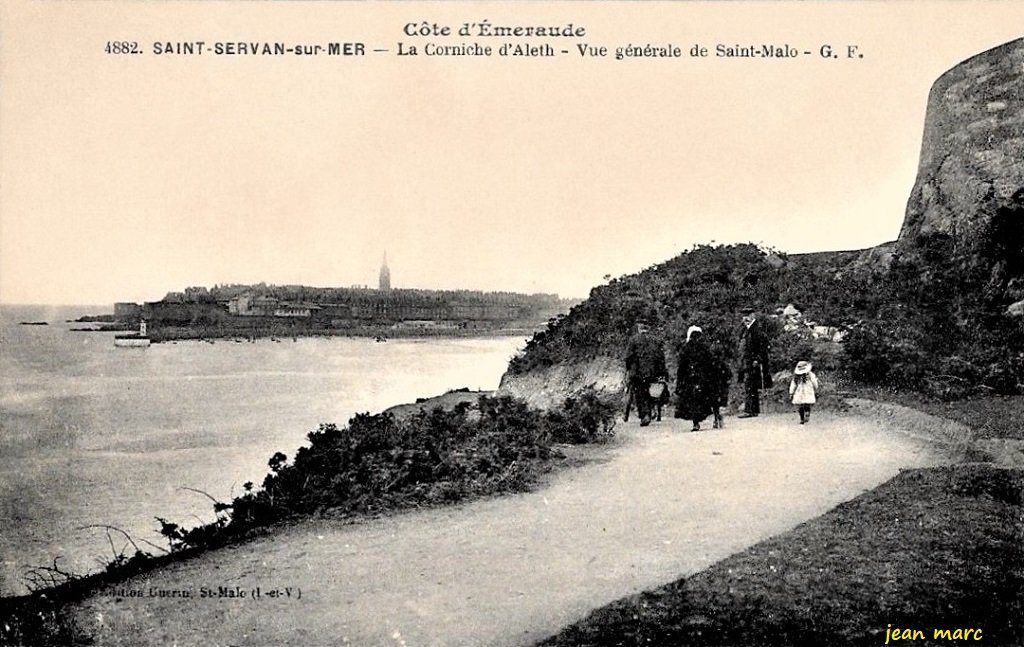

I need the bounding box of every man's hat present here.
[740,307,755,315]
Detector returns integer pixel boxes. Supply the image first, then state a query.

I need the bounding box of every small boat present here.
[114,321,151,348]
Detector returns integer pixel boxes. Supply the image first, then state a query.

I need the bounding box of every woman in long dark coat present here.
[675,326,719,431]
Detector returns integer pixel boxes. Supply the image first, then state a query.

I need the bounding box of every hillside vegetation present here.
[509,242,1024,400]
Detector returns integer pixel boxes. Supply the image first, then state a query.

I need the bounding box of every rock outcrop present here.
[497,356,625,410]
[788,241,895,279]
[898,38,1024,257]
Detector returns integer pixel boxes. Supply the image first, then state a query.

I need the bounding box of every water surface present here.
[0,305,524,595]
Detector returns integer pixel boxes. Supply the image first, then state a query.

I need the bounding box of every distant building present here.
[379,253,391,291]
[228,294,279,316]
[139,278,572,337]
[273,303,318,318]
[228,293,317,318]
[393,320,459,331]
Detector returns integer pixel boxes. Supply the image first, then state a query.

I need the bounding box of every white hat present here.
[686,325,703,342]
[794,361,812,375]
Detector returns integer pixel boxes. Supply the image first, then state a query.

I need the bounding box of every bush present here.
[841,321,926,388]
[842,324,894,384]
[980,360,1023,395]
[544,389,618,444]
[164,393,617,550]
[0,596,85,647]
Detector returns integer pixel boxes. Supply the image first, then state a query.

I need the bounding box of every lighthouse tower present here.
[378,253,391,291]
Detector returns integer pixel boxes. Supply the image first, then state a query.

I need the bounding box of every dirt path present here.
[69,413,945,646]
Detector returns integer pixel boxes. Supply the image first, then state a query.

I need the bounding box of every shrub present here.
[0,596,85,647]
[164,393,616,551]
[842,324,893,384]
[544,388,618,444]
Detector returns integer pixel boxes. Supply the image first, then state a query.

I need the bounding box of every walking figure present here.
[624,321,668,427]
[737,307,772,418]
[674,325,723,432]
[710,340,732,429]
[789,361,819,424]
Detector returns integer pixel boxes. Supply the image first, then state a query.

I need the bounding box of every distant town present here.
[83,256,575,341]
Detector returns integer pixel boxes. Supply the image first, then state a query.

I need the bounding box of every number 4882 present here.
[105,41,141,54]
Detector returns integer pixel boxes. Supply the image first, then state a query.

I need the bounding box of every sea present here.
[0,305,527,596]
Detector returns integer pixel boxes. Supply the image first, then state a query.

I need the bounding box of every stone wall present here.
[898,38,1024,255]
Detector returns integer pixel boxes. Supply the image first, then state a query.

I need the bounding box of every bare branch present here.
[178,486,225,505]
[77,524,141,554]
[22,556,79,591]
[135,536,170,554]
[106,529,119,559]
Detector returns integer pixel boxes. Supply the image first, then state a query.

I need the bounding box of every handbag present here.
[648,381,667,399]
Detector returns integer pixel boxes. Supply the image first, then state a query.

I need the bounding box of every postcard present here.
[2,2,1023,645]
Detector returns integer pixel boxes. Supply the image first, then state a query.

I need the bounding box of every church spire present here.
[378,252,391,291]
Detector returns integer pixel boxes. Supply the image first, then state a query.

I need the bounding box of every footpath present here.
[68,412,945,647]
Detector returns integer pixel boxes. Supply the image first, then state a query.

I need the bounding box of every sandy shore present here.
[68,412,945,646]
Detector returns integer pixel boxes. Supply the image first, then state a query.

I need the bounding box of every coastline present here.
[0,324,525,598]
[69,324,538,342]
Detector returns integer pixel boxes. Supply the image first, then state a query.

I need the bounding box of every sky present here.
[2,1,1024,305]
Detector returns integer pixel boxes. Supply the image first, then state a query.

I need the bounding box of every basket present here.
[648,381,667,399]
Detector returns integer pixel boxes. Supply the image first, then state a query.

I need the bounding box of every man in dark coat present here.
[625,322,668,427]
[737,307,772,417]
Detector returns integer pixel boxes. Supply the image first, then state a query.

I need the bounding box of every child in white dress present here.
[789,361,819,424]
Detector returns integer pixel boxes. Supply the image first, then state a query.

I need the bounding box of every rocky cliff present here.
[898,38,1024,258]
[497,356,625,410]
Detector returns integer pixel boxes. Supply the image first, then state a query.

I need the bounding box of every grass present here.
[847,388,1024,441]
[891,396,1024,441]
[537,464,1024,647]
